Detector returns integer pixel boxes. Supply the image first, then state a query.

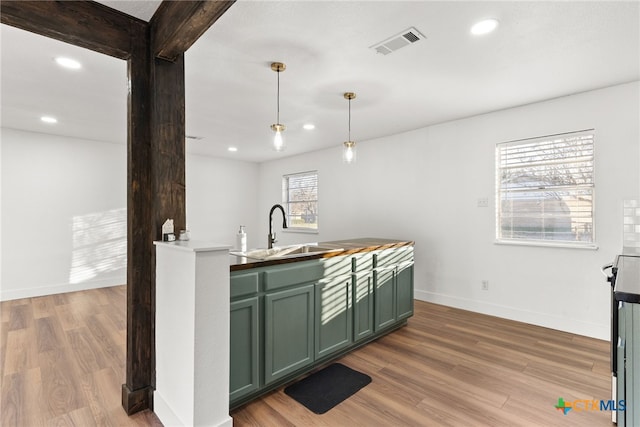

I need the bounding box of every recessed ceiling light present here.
[303,124,315,130]
[228,146,238,152]
[470,18,499,36]
[41,116,58,124]
[55,57,82,70]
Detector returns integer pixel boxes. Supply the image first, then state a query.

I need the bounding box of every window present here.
[496,130,594,246]
[282,171,318,231]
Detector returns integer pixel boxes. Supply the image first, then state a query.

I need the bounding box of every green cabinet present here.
[374,246,415,332]
[353,271,374,342]
[374,266,397,331]
[229,244,414,408]
[229,271,261,402]
[229,296,260,401]
[396,263,414,321]
[264,284,315,385]
[315,275,352,359]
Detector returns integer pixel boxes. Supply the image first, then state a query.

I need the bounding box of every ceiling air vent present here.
[370,27,425,55]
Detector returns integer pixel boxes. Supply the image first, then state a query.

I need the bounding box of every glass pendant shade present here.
[342,92,357,163]
[271,123,286,152]
[343,141,356,163]
[270,62,286,152]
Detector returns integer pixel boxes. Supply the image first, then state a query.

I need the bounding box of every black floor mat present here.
[284,363,372,414]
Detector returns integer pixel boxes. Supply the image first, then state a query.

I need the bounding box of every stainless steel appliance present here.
[602,255,640,425]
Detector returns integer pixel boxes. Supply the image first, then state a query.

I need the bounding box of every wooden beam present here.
[121,32,189,421]
[2,0,235,417]
[0,0,138,59]
[151,55,187,235]
[150,0,235,61]
[122,19,155,416]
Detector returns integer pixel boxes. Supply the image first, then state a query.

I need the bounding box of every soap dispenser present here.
[237,226,247,252]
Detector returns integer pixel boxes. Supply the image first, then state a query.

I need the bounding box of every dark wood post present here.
[121,43,188,418]
[151,54,187,237]
[122,20,156,415]
[1,0,234,416]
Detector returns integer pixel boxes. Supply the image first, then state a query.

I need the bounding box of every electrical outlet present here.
[477,197,489,208]
[481,280,489,290]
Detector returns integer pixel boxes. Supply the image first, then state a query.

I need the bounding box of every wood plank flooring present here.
[232,301,613,427]
[1,286,161,427]
[2,286,612,426]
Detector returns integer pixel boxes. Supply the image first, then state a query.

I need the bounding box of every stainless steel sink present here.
[230,247,282,260]
[230,244,343,260]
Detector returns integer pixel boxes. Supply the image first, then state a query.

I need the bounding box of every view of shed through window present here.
[496,130,595,245]
[283,171,318,231]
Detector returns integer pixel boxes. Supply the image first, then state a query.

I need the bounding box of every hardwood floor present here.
[2,286,612,426]
[1,286,161,427]
[232,301,613,427]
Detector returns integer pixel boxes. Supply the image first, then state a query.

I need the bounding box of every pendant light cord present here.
[276,70,280,124]
[348,97,351,141]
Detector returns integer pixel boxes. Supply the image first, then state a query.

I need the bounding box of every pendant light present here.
[342,92,357,163]
[270,62,286,151]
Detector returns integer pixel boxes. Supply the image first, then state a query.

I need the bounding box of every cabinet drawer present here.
[320,255,353,277]
[353,253,375,273]
[263,261,325,291]
[375,245,414,267]
[231,272,260,298]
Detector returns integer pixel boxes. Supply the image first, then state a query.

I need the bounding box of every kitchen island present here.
[229,238,414,409]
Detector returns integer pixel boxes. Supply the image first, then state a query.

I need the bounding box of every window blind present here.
[283,171,318,231]
[496,130,594,245]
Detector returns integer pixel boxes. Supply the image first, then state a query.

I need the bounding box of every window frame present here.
[282,170,319,234]
[495,129,597,249]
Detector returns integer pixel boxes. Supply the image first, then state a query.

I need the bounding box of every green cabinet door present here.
[374,267,397,331]
[374,247,415,332]
[396,263,414,321]
[315,276,352,359]
[229,296,260,403]
[353,271,374,342]
[264,284,315,385]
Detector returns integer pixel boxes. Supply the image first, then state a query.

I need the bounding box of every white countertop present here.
[154,240,231,253]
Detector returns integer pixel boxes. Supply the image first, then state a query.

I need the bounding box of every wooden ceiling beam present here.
[150,0,235,61]
[0,0,140,59]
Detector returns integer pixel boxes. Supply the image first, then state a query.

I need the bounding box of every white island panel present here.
[154,241,232,427]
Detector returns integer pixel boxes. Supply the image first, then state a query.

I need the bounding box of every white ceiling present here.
[1,1,639,163]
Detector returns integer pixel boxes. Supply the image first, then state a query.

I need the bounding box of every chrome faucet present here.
[268,204,288,249]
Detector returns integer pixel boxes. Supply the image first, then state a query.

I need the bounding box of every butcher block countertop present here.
[229,238,414,272]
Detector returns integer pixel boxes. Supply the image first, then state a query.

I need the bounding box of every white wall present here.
[1,128,127,300]
[0,127,2,299]
[0,128,260,301]
[3,83,638,337]
[186,153,260,250]
[257,81,640,340]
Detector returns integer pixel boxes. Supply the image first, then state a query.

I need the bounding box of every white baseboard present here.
[155,388,233,427]
[154,391,184,427]
[216,415,234,427]
[414,289,609,341]
[0,277,124,301]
